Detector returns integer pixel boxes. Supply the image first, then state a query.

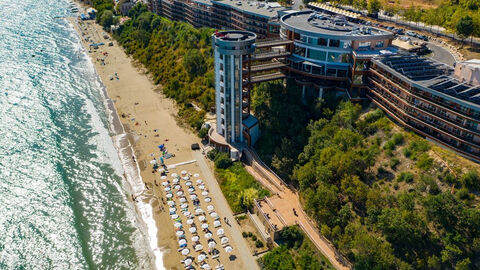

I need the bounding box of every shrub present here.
[416,153,434,171]
[393,183,399,190]
[390,157,400,169]
[214,152,232,169]
[207,149,218,160]
[255,240,264,248]
[397,172,414,183]
[247,232,253,237]
[460,170,480,191]
[198,127,209,139]
[252,235,257,241]
[242,232,248,238]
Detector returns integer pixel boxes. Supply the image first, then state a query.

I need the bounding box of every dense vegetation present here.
[93,2,215,130]
[261,226,334,270]
[273,100,480,269]
[251,79,343,181]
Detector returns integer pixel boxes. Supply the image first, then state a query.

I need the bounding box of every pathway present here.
[244,149,351,270]
[193,151,260,270]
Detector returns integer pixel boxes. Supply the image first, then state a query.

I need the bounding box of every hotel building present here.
[279,10,395,100]
[368,55,480,161]
[148,0,286,38]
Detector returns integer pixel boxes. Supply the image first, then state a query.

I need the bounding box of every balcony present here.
[245,51,291,62]
[243,72,286,85]
[243,62,286,74]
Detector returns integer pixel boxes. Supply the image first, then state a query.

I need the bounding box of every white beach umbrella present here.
[195,244,203,250]
[176,230,184,236]
[191,235,199,242]
[181,248,190,255]
[213,220,221,227]
[196,179,203,184]
[190,195,197,200]
[207,205,214,211]
[174,185,181,190]
[221,237,229,245]
[198,216,206,222]
[187,219,194,225]
[196,208,204,215]
[184,258,192,266]
[162,181,169,186]
[160,175,167,180]
[216,228,224,236]
[224,246,233,253]
[166,194,173,198]
[201,191,209,196]
[189,227,197,233]
[181,203,188,209]
[201,223,209,229]
[193,173,200,178]
[169,207,176,213]
[181,170,187,175]
[183,176,189,181]
[179,197,187,203]
[174,222,182,228]
[171,173,178,178]
[171,214,178,219]
[199,185,205,190]
[164,187,171,192]
[179,239,187,245]
[167,201,175,206]
[188,188,195,193]
[204,233,213,239]
[204,197,211,203]
[210,212,218,219]
[176,191,184,196]
[208,241,216,248]
[173,178,179,184]
[150,159,157,165]
[197,254,206,262]
[202,264,211,269]
[186,181,192,186]
[183,211,191,217]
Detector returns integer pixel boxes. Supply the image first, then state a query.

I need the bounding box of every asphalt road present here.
[427,42,456,67]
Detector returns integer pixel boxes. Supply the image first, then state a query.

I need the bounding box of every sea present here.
[0,1,158,269]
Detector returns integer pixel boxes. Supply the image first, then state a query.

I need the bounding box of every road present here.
[427,42,456,66]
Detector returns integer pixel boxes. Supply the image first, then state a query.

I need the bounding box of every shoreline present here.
[68,15,170,270]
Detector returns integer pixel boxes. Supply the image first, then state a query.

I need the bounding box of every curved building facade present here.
[212,31,257,145]
[280,11,394,98]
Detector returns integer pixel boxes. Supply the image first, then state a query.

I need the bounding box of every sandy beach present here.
[69,10,258,270]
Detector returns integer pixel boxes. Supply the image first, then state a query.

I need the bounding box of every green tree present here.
[214,152,232,169]
[456,15,474,46]
[367,0,381,15]
[100,10,114,29]
[262,246,296,270]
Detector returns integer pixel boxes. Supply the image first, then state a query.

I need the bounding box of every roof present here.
[373,55,480,108]
[242,114,258,129]
[308,2,361,19]
[213,0,287,19]
[280,11,393,40]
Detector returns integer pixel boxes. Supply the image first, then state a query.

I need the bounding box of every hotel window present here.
[328,52,350,63]
[307,49,326,61]
[220,86,224,93]
[307,37,317,45]
[358,42,371,50]
[317,38,328,46]
[375,41,384,48]
[220,75,224,83]
[220,63,224,71]
[341,40,352,49]
[300,35,308,43]
[329,39,340,47]
[294,45,306,57]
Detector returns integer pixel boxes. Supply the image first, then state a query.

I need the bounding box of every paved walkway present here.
[193,151,260,270]
[245,149,351,270]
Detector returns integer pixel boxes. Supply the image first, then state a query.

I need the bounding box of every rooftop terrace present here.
[374,55,480,106]
[281,11,393,40]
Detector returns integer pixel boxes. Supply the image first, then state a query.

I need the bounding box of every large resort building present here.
[146,0,480,161]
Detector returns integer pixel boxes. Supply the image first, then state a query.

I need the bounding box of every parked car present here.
[406,31,417,37]
[387,26,394,30]
[417,34,428,41]
[395,28,404,35]
[399,36,410,41]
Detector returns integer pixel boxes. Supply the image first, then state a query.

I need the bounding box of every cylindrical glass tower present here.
[212,31,256,144]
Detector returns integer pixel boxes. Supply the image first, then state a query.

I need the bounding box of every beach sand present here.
[69,13,256,270]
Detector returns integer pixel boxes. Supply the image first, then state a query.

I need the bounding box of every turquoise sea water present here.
[0,1,153,269]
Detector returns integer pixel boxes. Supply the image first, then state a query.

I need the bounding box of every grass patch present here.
[215,162,269,212]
